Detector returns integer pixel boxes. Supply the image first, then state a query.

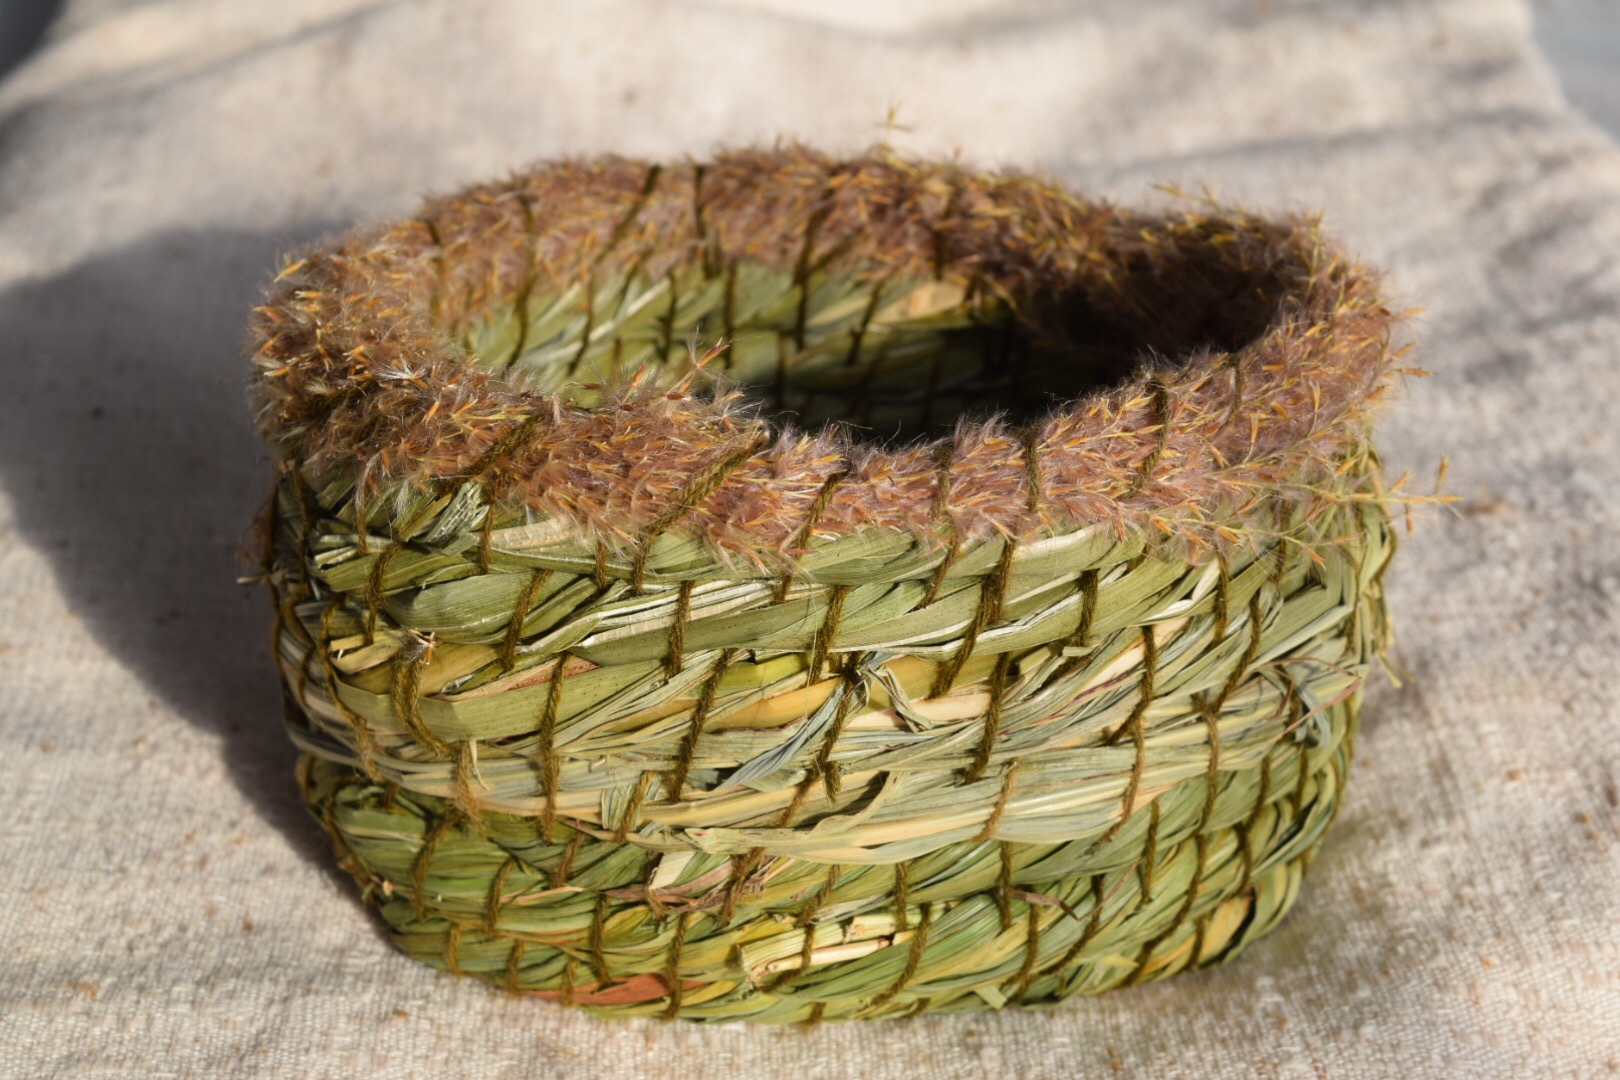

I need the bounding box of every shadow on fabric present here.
[0,225,348,866]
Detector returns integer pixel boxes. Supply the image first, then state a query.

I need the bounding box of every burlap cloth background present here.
[2,1,1617,1076]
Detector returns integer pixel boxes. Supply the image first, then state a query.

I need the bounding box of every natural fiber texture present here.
[251,148,1403,1021]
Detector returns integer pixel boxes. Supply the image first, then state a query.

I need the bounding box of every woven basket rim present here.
[250,146,1400,568]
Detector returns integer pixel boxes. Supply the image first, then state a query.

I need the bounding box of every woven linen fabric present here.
[1,0,1617,1075]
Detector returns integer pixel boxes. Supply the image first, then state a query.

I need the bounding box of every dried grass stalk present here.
[251,146,1406,1022]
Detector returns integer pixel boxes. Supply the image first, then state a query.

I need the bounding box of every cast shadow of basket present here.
[0,225,346,867]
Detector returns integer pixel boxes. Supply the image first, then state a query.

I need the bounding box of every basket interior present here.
[460,245,1289,443]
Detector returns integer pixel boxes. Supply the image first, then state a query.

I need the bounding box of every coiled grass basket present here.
[251,147,1405,1023]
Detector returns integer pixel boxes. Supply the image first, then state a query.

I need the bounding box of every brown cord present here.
[973,763,1020,843]
[411,808,463,920]
[661,912,691,1020]
[808,584,852,686]
[775,469,848,602]
[502,568,554,673]
[664,579,695,678]
[536,654,569,842]
[665,650,731,798]
[611,771,655,843]
[862,902,933,1015]
[485,855,518,932]
[589,892,613,985]
[631,433,770,592]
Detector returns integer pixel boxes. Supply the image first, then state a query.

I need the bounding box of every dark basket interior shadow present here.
[0,0,63,81]
[0,225,349,869]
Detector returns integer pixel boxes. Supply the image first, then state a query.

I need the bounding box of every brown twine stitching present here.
[1212,552,1232,644]
[1125,832,1209,988]
[485,855,518,932]
[903,996,932,1020]
[796,865,842,929]
[812,656,862,800]
[844,279,889,367]
[929,537,1015,698]
[1190,911,1212,972]
[592,540,610,589]
[478,510,495,574]
[502,568,554,672]
[611,772,655,843]
[973,762,1020,843]
[1106,624,1159,748]
[996,841,1015,932]
[1140,800,1162,904]
[1270,520,1294,587]
[1090,626,1157,853]
[643,852,668,921]
[1291,734,1313,814]
[631,433,771,592]
[921,441,960,606]
[803,1001,827,1028]
[775,470,847,602]
[411,808,463,920]
[721,848,765,927]
[1124,378,1172,499]
[791,206,831,347]
[380,781,398,810]
[967,653,1014,783]
[666,650,731,797]
[560,956,578,1007]
[1066,568,1102,654]
[894,862,911,932]
[466,415,550,490]
[453,740,486,833]
[566,164,663,377]
[363,541,404,645]
[775,773,819,831]
[1041,873,1107,984]
[444,922,464,976]
[808,585,853,687]
[1020,423,1045,515]
[503,190,539,370]
[1217,590,1266,709]
[661,912,691,1020]
[590,892,612,985]
[318,602,382,779]
[863,902,933,1015]
[504,938,527,994]
[551,831,585,888]
[664,579,695,678]
[391,647,454,758]
[766,928,819,995]
[656,268,680,362]
[536,654,569,842]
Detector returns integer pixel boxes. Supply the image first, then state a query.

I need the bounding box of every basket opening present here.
[461,245,1287,444]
